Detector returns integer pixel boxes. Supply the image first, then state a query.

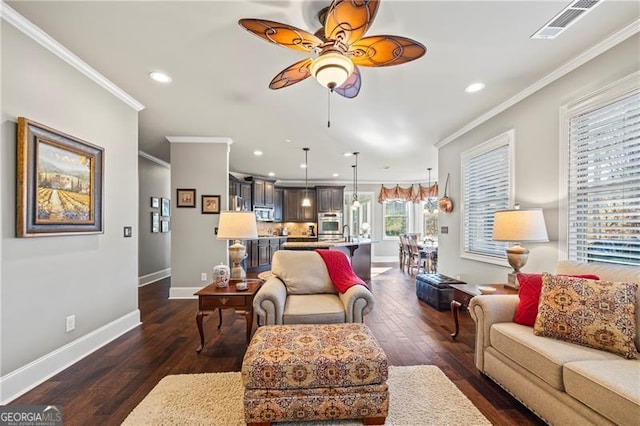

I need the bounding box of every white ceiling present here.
[6,1,640,184]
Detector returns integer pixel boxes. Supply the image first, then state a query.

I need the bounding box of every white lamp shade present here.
[310,53,354,89]
[216,211,258,240]
[492,208,549,242]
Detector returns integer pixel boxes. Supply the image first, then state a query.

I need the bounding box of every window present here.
[461,130,514,263]
[344,191,373,238]
[422,202,439,243]
[383,201,409,238]
[561,72,639,266]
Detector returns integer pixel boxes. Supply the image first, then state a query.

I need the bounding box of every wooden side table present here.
[449,284,517,339]
[194,278,262,353]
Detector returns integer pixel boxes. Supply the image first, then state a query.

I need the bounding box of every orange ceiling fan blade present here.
[239,19,322,53]
[350,35,426,67]
[334,65,361,99]
[324,0,380,46]
[269,58,313,89]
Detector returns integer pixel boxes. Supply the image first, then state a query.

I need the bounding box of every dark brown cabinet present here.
[283,188,316,222]
[244,237,286,271]
[316,186,344,213]
[229,175,252,211]
[249,177,276,208]
[273,187,283,222]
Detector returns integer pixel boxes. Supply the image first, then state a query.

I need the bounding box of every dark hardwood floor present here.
[10,264,544,425]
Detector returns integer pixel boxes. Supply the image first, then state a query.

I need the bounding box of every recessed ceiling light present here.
[465,82,485,93]
[285,138,292,143]
[343,152,353,157]
[253,150,263,156]
[149,71,172,83]
[332,173,339,177]
[300,163,307,168]
[268,172,275,177]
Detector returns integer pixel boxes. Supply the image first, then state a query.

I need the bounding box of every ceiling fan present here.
[239,0,426,99]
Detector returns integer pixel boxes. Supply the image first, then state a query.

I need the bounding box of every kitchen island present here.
[281,239,374,281]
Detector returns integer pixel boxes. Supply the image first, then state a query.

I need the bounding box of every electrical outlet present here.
[66,315,75,333]
[123,226,132,237]
[440,226,449,234]
[201,273,208,282]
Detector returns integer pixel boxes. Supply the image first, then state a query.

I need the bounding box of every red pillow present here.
[513,273,600,326]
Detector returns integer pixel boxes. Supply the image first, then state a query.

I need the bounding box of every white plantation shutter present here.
[462,131,513,261]
[568,90,640,266]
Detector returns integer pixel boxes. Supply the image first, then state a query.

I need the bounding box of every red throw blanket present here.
[315,249,368,293]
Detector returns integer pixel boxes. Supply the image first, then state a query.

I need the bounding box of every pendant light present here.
[424,168,437,214]
[352,152,360,208]
[302,148,311,207]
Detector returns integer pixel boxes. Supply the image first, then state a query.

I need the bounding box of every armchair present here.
[253,250,375,325]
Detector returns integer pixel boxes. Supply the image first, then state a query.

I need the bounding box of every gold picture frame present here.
[16,117,104,237]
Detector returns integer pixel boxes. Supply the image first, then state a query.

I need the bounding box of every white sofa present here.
[469,260,640,425]
[253,250,375,325]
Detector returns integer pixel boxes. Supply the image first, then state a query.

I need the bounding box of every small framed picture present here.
[151,212,160,233]
[161,220,170,233]
[176,189,196,208]
[151,197,160,208]
[161,198,170,216]
[201,195,221,214]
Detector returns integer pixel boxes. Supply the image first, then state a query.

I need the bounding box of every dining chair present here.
[406,237,427,274]
[399,235,410,271]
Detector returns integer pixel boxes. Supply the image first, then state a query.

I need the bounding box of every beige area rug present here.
[370,267,392,279]
[123,365,490,425]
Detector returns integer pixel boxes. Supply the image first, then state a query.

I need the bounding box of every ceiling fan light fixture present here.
[310,53,354,89]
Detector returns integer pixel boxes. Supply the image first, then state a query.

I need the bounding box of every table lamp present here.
[492,207,549,289]
[216,211,258,280]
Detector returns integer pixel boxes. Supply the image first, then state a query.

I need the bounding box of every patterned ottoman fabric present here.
[244,383,389,424]
[242,323,388,390]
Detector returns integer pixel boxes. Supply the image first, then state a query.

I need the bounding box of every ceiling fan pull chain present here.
[327,89,331,128]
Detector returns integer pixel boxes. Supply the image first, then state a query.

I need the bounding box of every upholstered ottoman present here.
[415,273,465,311]
[242,323,389,425]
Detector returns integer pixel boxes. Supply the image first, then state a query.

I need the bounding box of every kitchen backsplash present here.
[257,222,317,237]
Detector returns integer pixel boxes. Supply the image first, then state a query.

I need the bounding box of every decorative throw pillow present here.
[533,274,638,359]
[514,273,599,326]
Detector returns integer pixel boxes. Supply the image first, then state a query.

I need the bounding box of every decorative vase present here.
[213,263,230,288]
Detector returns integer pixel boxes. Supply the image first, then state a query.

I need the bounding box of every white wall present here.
[138,154,171,283]
[437,34,640,284]
[1,22,140,400]
[169,140,230,297]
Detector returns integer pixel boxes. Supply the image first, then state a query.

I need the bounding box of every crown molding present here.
[165,136,233,144]
[436,18,640,149]
[138,151,170,169]
[0,2,145,112]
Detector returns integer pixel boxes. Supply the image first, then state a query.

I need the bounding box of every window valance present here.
[378,183,439,203]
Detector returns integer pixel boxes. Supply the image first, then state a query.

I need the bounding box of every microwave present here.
[254,207,274,222]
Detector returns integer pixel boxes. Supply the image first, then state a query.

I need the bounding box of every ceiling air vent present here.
[531,0,603,39]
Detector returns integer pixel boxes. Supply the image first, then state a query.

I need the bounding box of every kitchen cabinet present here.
[248,177,276,208]
[273,187,283,222]
[240,182,252,211]
[244,237,286,271]
[283,188,316,222]
[229,175,252,211]
[316,186,344,212]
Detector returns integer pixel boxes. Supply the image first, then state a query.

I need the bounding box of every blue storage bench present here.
[415,274,466,311]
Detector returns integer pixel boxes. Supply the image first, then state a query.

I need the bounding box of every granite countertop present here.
[281,239,374,248]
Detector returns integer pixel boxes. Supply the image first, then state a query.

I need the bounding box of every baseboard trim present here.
[138,268,171,287]
[169,286,202,299]
[373,256,398,263]
[0,310,141,404]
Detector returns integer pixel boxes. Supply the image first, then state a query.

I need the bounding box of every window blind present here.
[463,144,510,257]
[568,91,640,266]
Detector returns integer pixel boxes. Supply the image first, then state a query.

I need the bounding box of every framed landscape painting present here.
[16,117,104,237]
